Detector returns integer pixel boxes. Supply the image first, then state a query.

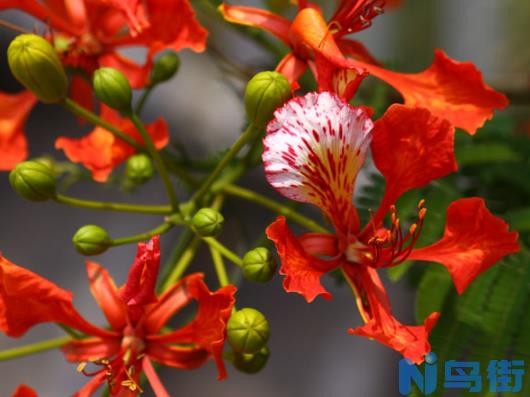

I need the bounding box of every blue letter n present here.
[399,352,438,395]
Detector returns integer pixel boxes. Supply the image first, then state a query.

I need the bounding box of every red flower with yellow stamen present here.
[0,236,237,396]
[55,105,169,182]
[263,92,519,363]
[220,0,508,134]
[0,0,206,170]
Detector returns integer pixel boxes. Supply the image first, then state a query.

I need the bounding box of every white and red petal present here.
[263,91,373,234]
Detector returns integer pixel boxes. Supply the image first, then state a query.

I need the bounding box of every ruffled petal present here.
[343,264,439,364]
[350,50,508,134]
[263,92,372,233]
[0,255,113,338]
[266,216,337,302]
[220,3,291,45]
[120,236,161,324]
[0,90,37,170]
[86,261,127,331]
[11,385,37,397]
[61,337,121,362]
[147,274,236,380]
[55,106,169,182]
[113,0,207,53]
[369,104,457,228]
[408,198,520,294]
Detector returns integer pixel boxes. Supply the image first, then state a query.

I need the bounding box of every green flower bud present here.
[232,346,270,374]
[72,225,111,256]
[242,247,277,283]
[93,67,132,114]
[150,52,180,86]
[227,308,270,354]
[244,71,291,127]
[126,154,154,184]
[191,208,224,237]
[7,34,68,103]
[9,160,56,202]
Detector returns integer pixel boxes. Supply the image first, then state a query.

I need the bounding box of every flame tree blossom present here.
[0,0,206,170]
[0,236,237,396]
[263,92,519,363]
[220,0,508,134]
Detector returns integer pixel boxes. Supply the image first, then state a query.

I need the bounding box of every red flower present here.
[220,1,507,134]
[55,105,169,182]
[263,92,519,363]
[0,236,237,396]
[11,385,37,397]
[0,91,37,170]
[0,0,205,170]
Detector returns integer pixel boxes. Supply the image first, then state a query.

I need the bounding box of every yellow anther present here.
[77,362,87,373]
[419,208,427,219]
[418,199,426,209]
[409,224,417,234]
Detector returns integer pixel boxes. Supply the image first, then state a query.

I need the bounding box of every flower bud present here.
[93,67,132,114]
[244,71,291,127]
[232,346,270,374]
[150,52,180,86]
[227,308,270,354]
[7,34,68,103]
[242,247,277,283]
[191,208,224,237]
[126,154,154,184]
[72,225,111,256]
[9,160,56,202]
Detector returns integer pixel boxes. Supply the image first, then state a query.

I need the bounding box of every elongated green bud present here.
[126,154,154,184]
[93,68,132,114]
[242,247,277,283]
[9,160,56,202]
[232,346,270,374]
[7,34,68,103]
[227,308,270,354]
[244,71,291,127]
[150,52,180,86]
[72,225,111,256]
[191,208,224,237]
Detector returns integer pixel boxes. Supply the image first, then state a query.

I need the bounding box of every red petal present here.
[113,0,207,53]
[344,264,439,364]
[0,90,37,170]
[86,261,127,331]
[331,0,385,36]
[266,216,336,302]
[69,76,94,115]
[147,274,236,380]
[142,357,171,397]
[72,373,106,397]
[368,104,457,229]
[409,198,520,294]
[11,385,37,397]
[276,53,308,87]
[337,38,382,65]
[220,3,291,45]
[55,107,169,182]
[350,50,508,134]
[263,92,372,234]
[120,236,161,323]
[0,255,112,338]
[146,344,208,370]
[99,51,152,89]
[61,337,121,362]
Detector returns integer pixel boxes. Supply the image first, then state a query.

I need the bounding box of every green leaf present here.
[456,143,522,166]
[504,207,530,233]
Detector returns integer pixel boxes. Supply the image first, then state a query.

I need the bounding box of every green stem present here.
[202,237,243,267]
[57,324,84,339]
[209,245,230,287]
[158,228,195,291]
[111,222,174,246]
[191,124,259,207]
[161,237,201,291]
[55,194,172,215]
[0,336,71,361]
[135,86,154,114]
[130,113,180,212]
[222,184,329,233]
[61,98,141,150]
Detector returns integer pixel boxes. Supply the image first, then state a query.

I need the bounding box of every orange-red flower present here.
[263,92,519,363]
[11,385,37,397]
[0,236,237,396]
[55,105,169,182]
[0,0,205,170]
[221,0,508,134]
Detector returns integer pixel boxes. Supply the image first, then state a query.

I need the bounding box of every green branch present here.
[0,336,71,361]
[55,194,172,215]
